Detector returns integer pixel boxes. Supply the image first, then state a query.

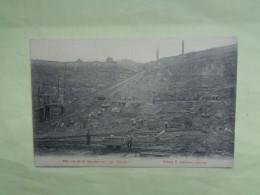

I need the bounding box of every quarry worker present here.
[127,137,133,149]
[165,121,168,129]
[87,131,91,145]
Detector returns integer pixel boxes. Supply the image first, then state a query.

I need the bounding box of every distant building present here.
[76,59,83,63]
[39,103,64,123]
[106,57,114,63]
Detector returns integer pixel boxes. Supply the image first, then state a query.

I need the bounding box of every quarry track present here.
[34,139,187,157]
[101,71,144,96]
[34,138,229,158]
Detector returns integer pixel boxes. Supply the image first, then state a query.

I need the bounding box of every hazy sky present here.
[31,37,237,63]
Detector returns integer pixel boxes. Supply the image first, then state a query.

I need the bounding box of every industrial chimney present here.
[182,40,184,55]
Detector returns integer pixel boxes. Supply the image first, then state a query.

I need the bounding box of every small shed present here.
[39,103,64,122]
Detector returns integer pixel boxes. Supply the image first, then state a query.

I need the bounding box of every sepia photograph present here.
[31,37,237,167]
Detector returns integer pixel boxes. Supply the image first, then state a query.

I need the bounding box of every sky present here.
[31,37,237,63]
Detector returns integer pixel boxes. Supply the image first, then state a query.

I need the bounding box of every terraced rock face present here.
[32,44,236,158]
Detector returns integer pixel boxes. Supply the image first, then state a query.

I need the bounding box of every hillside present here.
[32,44,237,157]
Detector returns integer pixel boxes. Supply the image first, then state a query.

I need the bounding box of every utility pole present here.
[63,63,67,102]
[57,76,60,101]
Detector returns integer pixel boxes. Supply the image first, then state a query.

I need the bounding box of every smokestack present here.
[182,40,184,54]
[156,48,159,61]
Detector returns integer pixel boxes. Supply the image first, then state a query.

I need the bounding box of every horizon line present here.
[31,43,237,64]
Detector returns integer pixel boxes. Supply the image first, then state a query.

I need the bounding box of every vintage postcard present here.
[31,37,237,167]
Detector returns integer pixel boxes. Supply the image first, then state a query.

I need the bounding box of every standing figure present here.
[127,137,133,149]
[87,131,91,145]
[165,121,168,129]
